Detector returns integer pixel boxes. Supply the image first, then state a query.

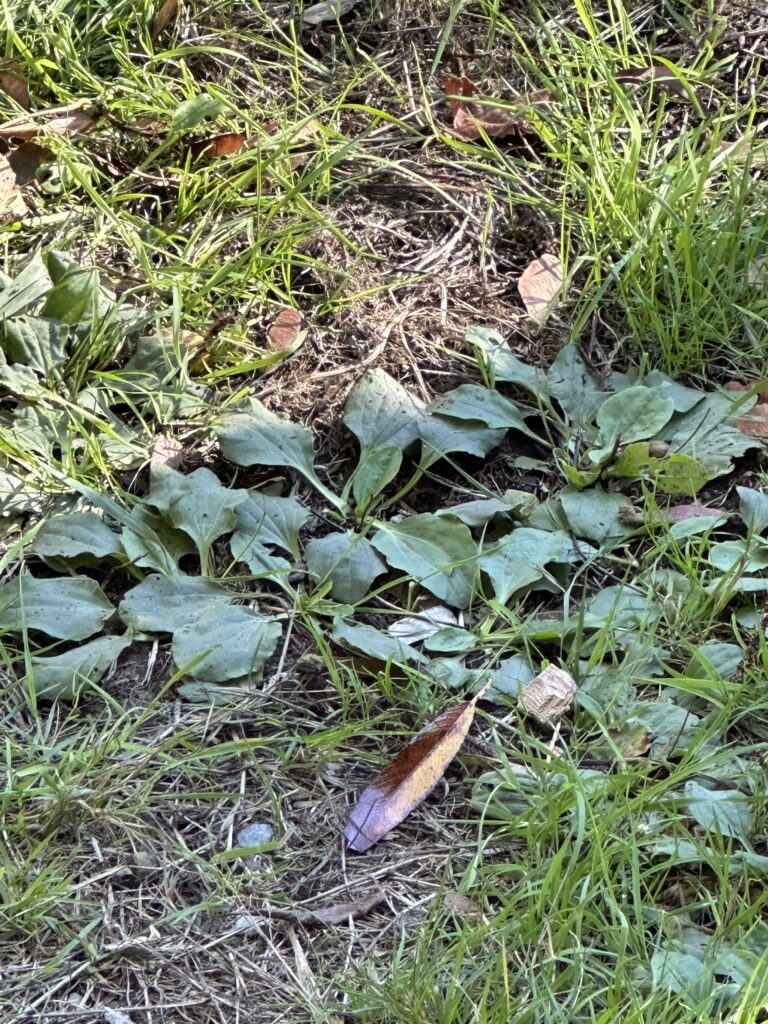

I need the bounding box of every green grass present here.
[2,0,768,1021]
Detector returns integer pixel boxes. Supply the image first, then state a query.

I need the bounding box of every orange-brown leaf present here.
[443,75,552,142]
[268,308,303,351]
[518,253,563,323]
[151,0,179,41]
[0,60,30,110]
[0,103,95,141]
[345,697,478,852]
[616,64,690,102]
[189,132,245,161]
[0,152,28,223]
[442,75,479,112]
[736,403,768,438]
[8,140,53,184]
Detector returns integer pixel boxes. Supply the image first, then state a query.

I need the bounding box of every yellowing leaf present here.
[345,696,480,851]
[518,254,563,323]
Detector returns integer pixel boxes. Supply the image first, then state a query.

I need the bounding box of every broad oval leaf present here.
[345,696,478,851]
[0,574,114,640]
[466,326,550,394]
[172,605,282,683]
[479,527,575,603]
[332,617,423,665]
[216,398,343,509]
[684,780,753,842]
[148,466,247,560]
[596,386,675,446]
[233,490,309,557]
[27,633,132,699]
[428,384,541,439]
[371,514,478,609]
[305,531,387,604]
[560,486,633,544]
[119,574,234,634]
[31,511,124,561]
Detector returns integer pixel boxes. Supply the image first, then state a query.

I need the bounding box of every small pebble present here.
[235,823,274,848]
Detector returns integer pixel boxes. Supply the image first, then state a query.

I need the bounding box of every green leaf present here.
[645,370,705,412]
[737,486,768,534]
[39,267,98,324]
[229,535,292,579]
[147,466,247,567]
[27,633,132,699]
[332,617,423,665]
[233,490,309,557]
[710,539,768,573]
[0,254,51,318]
[651,951,710,999]
[547,346,605,425]
[437,491,536,527]
[489,655,535,699]
[684,780,753,842]
[343,370,421,507]
[371,514,478,608]
[171,93,224,131]
[560,486,633,543]
[596,386,675,446]
[423,626,478,653]
[688,642,743,680]
[120,505,196,574]
[479,527,575,604]
[172,605,282,683]
[0,575,114,641]
[305,531,387,604]
[655,454,710,496]
[660,393,759,477]
[30,511,123,561]
[419,415,506,467]
[0,316,69,375]
[119,574,234,634]
[0,467,41,517]
[216,398,343,510]
[627,701,701,757]
[427,657,484,690]
[428,385,542,440]
[466,327,550,394]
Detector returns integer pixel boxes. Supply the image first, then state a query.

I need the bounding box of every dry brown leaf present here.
[8,140,53,184]
[189,132,245,161]
[267,308,302,351]
[151,0,179,41]
[517,253,563,323]
[0,152,28,223]
[0,60,30,110]
[0,103,95,141]
[236,892,385,929]
[748,256,767,288]
[725,380,768,405]
[150,432,183,472]
[736,403,768,438]
[616,64,691,102]
[665,503,724,523]
[345,696,480,852]
[443,891,486,925]
[443,75,552,142]
[520,665,575,724]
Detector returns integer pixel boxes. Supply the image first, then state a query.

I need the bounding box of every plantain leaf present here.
[172,605,282,683]
[0,574,114,641]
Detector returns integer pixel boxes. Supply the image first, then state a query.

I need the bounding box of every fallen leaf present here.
[736,404,768,438]
[616,64,691,102]
[189,132,245,161]
[233,891,385,930]
[267,308,302,350]
[303,0,359,25]
[748,256,766,288]
[0,152,28,222]
[724,380,768,404]
[443,891,487,925]
[519,665,575,724]
[8,140,53,184]
[517,254,563,323]
[665,503,724,523]
[151,0,179,40]
[150,432,183,472]
[443,75,552,142]
[0,103,95,141]
[345,696,480,851]
[388,605,458,642]
[0,59,30,109]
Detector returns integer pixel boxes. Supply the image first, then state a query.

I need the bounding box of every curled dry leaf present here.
[303,0,359,25]
[443,75,552,142]
[736,404,768,439]
[443,891,487,925]
[234,891,385,930]
[151,0,179,40]
[189,132,245,161]
[150,433,183,472]
[520,665,575,724]
[517,254,563,323]
[8,140,53,184]
[345,695,480,852]
[388,605,458,642]
[0,102,95,141]
[0,153,28,223]
[724,380,768,404]
[0,60,30,110]
[665,503,724,523]
[267,308,303,351]
[616,64,692,102]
